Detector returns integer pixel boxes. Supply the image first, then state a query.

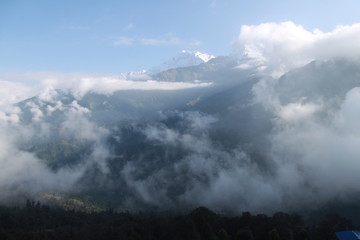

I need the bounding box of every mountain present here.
[147,50,215,74]
[151,56,242,82]
[16,55,252,126]
[5,55,360,218]
[11,54,262,209]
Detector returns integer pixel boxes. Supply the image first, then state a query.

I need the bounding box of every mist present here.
[1,21,360,215]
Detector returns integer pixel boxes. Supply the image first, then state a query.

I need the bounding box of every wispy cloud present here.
[140,37,181,46]
[189,39,202,46]
[124,23,135,31]
[113,34,201,47]
[209,0,217,8]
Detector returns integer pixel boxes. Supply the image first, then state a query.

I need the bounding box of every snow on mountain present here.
[148,50,215,74]
[118,70,151,81]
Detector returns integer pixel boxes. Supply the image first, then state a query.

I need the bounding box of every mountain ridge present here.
[147,50,215,74]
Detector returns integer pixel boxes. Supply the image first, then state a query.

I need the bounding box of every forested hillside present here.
[0,202,354,240]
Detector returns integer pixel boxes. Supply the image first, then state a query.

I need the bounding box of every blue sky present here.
[1,0,360,73]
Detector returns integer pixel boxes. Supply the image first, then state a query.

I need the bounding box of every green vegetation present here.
[39,193,105,213]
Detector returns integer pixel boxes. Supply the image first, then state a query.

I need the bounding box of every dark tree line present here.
[0,201,355,240]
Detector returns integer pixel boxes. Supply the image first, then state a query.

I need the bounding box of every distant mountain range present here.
[6,51,360,217]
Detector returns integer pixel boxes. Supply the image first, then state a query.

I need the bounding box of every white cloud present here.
[0,71,212,103]
[140,37,181,46]
[248,39,360,211]
[334,87,360,135]
[0,107,21,125]
[0,84,115,202]
[113,36,181,46]
[278,102,322,123]
[66,77,212,99]
[189,39,202,46]
[26,102,44,122]
[0,116,89,202]
[209,0,217,8]
[0,81,36,106]
[60,101,109,145]
[113,34,201,47]
[234,21,360,77]
[124,23,135,31]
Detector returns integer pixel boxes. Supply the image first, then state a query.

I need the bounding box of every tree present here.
[218,228,229,240]
[294,228,307,240]
[236,227,254,240]
[268,228,280,240]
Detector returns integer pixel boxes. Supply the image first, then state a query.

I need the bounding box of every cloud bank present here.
[116,22,360,213]
[241,23,360,212]
[0,72,212,103]
[0,70,212,203]
[234,21,360,77]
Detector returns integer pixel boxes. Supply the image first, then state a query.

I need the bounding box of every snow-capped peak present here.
[148,50,215,74]
[180,50,215,63]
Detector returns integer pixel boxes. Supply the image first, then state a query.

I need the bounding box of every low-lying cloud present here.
[0,72,212,102]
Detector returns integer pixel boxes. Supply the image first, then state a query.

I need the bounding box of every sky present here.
[1,0,360,74]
